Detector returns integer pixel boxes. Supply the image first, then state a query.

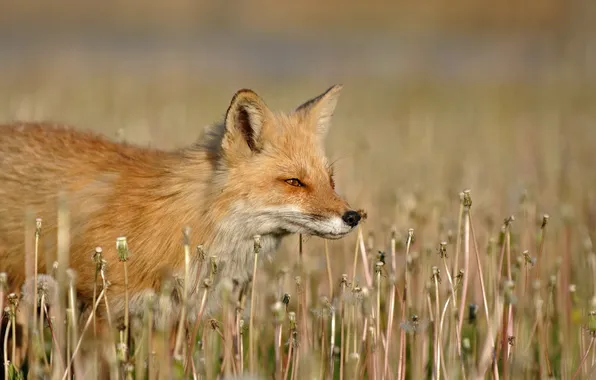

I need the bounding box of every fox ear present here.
[222,89,270,156]
[295,84,343,139]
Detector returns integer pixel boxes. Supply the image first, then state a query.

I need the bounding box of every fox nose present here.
[342,210,361,228]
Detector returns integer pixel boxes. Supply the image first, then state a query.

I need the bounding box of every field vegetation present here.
[1,1,596,378]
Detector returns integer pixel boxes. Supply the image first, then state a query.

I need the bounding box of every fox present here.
[0,84,361,333]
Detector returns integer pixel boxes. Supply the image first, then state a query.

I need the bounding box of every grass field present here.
[1,2,596,379]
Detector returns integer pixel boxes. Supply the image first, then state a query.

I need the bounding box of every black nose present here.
[342,210,361,228]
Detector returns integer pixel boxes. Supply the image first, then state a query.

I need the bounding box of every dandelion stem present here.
[249,235,261,374]
[432,266,441,380]
[32,218,41,335]
[117,236,131,361]
[174,227,191,361]
[382,231,397,380]
[457,197,471,344]
[572,336,595,380]
[468,196,494,346]
[325,239,334,300]
[4,317,11,380]
[375,261,383,379]
[339,274,347,380]
[329,298,336,379]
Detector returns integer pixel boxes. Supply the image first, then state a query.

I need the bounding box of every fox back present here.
[0,84,362,324]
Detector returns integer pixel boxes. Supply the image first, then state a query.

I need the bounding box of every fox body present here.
[0,85,361,325]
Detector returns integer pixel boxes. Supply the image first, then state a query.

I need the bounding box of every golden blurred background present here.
[1,0,595,306]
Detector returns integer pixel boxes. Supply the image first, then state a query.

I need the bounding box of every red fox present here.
[0,84,361,327]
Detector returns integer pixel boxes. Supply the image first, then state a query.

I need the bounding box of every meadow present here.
[1,2,596,378]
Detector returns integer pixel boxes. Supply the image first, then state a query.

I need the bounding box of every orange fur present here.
[0,85,361,327]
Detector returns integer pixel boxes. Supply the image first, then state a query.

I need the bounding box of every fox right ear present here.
[222,89,270,157]
[294,84,343,140]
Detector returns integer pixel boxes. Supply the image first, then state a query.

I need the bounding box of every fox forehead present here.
[262,113,331,170]
[266,112,319,143]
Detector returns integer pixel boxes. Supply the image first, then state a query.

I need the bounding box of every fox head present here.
[206,85,361,240]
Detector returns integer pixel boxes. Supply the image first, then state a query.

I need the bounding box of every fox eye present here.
[285,178,304,187]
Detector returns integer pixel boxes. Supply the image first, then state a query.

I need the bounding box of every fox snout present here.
[342,210,361,228]
[303,207,363,240]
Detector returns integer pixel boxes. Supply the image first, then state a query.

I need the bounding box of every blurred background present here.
[1,0,595,278]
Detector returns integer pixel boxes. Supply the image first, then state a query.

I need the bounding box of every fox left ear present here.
[294,84,343,139]
[222,89,271,157]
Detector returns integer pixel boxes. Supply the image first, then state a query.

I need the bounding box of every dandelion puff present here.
[20,274,58,309]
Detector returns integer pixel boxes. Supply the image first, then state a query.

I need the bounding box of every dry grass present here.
[1,26,596,379]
